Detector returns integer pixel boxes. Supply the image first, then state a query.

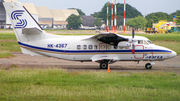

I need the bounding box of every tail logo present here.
[11,10,27,28]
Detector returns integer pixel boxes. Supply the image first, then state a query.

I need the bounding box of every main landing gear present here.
[100,61,108,69]
[100,60,114,69]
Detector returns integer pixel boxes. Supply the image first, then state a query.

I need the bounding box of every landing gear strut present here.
[145,63,152,69]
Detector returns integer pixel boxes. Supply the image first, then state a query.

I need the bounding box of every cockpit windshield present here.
[137,40,153,45]
[147,40,153,44]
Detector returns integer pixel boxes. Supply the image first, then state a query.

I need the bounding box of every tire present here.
[100,62,108,69]
[145,63,152,69]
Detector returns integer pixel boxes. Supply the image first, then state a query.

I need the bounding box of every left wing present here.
[83,32,129,47]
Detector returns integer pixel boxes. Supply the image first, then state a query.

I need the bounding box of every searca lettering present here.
[146,56,163,59]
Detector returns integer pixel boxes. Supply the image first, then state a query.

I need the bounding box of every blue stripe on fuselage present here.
[18,42,172,54]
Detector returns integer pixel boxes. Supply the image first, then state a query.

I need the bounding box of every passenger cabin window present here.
[114,46,118,49]
[119,47,123,49]
[94,45,98,50]
[138,40,143,44]
[107,45,111,50]
[101,44,106,49]
[88,45,93,50]
[125,47,129,49]
[77,45,81,50]
[83,45,87,50]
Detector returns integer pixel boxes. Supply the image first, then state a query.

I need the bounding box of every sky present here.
[19,0,180,16]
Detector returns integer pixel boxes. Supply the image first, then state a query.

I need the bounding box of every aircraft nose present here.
[171,50,177,58]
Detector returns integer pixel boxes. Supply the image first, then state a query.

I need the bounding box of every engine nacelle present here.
[128,39,133,43]
[118,42,131,47]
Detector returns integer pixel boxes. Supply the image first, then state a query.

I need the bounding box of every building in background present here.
[51,9,79,29]
[80,16,97,30]
[0,0,79,29]
[36,6,53,28]
[22,3,38,22]
[0,0,6,29]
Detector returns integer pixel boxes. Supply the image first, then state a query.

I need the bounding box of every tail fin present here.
[3,1,43,42]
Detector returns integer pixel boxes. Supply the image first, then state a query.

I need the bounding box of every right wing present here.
[83,32,129,47]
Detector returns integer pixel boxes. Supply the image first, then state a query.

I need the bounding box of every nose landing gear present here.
[145,63,152,69]
[145,61,154,69]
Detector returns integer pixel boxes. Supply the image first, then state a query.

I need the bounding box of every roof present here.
[81,16,95,27]
[22,3,38,15]
[51,9,66,21]
[0,1,6,21]
[62,9,79,18]
[51,9,79,21]
[36,6,53,18]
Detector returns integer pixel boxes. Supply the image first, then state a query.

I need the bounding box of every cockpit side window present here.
[144,40,149,45]
[138,40,143,44]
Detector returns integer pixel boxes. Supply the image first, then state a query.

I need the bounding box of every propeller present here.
[131,28,135,54]
[132,28,135,39]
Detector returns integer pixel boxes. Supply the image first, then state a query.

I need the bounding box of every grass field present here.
[0,68,180,101]
[0,33,20,58]
[0,30,180,100]
[154,41,180,54]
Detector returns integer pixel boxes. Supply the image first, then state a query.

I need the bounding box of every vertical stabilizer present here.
[3,1,43,42]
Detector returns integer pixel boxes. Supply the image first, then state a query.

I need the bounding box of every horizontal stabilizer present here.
[22,27,42,35]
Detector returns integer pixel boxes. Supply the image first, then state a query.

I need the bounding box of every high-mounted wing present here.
[83,32,128,47]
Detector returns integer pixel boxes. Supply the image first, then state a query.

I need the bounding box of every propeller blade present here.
[132,28,135,38]
[132,28,135,54]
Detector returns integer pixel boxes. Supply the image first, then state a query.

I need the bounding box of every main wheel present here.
[100,62,108,69]
[145,63,152,69]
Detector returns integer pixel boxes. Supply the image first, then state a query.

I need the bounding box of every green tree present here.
[68,8,85,16]
[146,19,154,28]
[93,18,102,27]
[174,16,180,25]
[126,16,147,30]
[116,15,123,26]
[145,12,173,23]
[66,14,82,30]
[170,10,180,16]
[91,12,101,18]
[91,2,142,26]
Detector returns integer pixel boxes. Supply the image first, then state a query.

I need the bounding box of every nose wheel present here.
[145,63,152,69]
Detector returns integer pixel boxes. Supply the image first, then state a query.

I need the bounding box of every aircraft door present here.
[134,45,144,59]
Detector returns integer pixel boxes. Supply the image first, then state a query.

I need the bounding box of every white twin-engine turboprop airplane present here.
[3,2,177,69]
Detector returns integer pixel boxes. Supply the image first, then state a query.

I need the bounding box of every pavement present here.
[0,53,180,73]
